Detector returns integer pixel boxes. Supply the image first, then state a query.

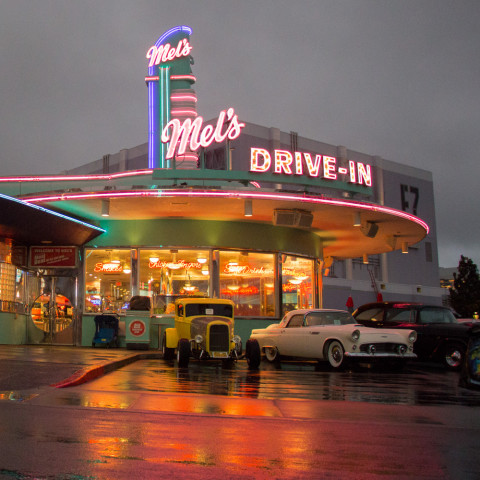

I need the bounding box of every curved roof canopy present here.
[10,169,429,259]
[0,193,105,246]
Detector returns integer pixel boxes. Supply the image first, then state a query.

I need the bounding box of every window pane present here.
[282,255,314,315]
[138,249,210,314]
[84,249,132,314]
[219,251,275,317]
[420,307,456,324]
[355,308,384,322]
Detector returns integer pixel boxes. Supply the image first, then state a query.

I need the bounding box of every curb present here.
[51,351,163,388]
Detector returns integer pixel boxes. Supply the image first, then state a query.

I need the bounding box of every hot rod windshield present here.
[185,303,233,318]
[305,311,356,326]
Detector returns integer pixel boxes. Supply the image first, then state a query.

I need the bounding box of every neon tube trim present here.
[22,189,429,233]
[0,169,153,183]
[170,74,197,82]
[170,109,198,116]
[171,94,198,102]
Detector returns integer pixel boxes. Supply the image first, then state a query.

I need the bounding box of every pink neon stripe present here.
[171,109,197,116]
[170,94,197,102]
[0,169,153,183]
[21,188,429,233]
[170,75,196,82]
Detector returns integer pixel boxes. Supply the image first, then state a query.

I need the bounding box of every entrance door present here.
[29,276,76,345]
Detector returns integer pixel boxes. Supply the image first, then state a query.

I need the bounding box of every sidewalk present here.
[0,344,156,391]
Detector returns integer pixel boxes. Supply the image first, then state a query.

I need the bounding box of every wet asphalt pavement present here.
[1,344,479,407]
[1,345,480,479]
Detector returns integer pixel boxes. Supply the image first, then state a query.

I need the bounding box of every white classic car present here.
[248,309,417,368]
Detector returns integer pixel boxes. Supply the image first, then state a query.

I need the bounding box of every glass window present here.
[219,251,275,317]
[185,302,233,318]
[287,314,304,327]
[84,249,132,314]
[386,308,415,324]
[282,255,314,315]
[306,311,355,326]
[355,308,384,322]
[30,292,73,333]
[138,249,210,314]
[419,307,456,324]
[15,269,26,306]
[0,262,16,303]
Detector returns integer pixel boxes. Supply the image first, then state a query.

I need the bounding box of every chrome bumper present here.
[345,352,417,359]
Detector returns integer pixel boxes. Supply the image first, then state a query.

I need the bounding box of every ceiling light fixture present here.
[244,199,252,217]
[353,212,361,227]
[101,198,110,217]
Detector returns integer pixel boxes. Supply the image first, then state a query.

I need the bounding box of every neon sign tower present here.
[145,25,197,169]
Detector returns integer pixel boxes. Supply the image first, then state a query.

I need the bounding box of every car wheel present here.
[326,340,345,368]
[265,346,280,363]
[162,332,175,360]
[245,339,261,369]
[444,343,464,370]
[177,338,190,368]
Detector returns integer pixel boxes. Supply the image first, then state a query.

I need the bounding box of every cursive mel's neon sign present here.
[146,38,192,67]
[250,148,372,186]
[161,107,245,160]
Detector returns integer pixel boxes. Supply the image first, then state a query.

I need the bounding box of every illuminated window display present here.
[281,255,314,315]
[83,248,317,318]
[84,249,132,313]
[219,251,276,317]
[138,249,210,313]
[0,239,28,313]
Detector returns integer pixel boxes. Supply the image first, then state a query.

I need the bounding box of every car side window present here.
[419,308,455,324]
[386,309,415,323]
[355,308,384,322]
[287,314,304,328]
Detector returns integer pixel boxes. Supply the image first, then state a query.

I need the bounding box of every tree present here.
[449,255,480,317]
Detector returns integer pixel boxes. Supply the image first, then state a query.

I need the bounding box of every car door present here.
[415,307,463,357]
[274,313,308,357]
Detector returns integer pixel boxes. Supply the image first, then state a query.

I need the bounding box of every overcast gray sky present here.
[1,0,478,268]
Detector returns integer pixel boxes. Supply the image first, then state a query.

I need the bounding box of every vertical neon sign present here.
[145,26,195,169]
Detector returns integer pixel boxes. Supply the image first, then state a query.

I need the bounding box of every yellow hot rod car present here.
[162,297,245,367]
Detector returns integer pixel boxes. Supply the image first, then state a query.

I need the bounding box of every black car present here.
[353,302,473,370]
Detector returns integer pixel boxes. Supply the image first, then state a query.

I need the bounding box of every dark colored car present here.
[459,324,480,389]
[353,302,473,370]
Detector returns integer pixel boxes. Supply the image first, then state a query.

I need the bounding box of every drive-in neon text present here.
[250,148,372,186]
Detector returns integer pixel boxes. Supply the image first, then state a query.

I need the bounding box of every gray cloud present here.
[0,0,479,268]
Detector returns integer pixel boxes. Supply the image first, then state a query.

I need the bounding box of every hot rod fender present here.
[164,327,179,349]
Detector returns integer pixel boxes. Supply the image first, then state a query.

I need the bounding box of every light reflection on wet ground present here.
[81,359,480,407]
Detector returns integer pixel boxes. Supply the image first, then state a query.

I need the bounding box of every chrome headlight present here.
[408,331,417,343]
[232,335,241,344]
[194,334,204,344]
[351,329,360,342]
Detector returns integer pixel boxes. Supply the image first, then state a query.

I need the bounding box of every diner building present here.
[0,26,443,347]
